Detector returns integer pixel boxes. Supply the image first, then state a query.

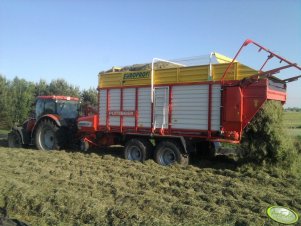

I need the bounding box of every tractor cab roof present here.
[37,95,79,101]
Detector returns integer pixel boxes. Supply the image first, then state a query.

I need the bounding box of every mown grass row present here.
[1,110,300,225]
[1,146,300,226]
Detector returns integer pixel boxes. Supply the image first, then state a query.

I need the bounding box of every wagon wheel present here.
[124,138,153,162]
[155,141,189,166]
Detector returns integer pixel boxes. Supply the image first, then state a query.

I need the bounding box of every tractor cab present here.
[8,95,80,150]
[35,96,80,120]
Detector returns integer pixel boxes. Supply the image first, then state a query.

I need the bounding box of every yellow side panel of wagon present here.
[154,68,178,84]
[99,72,123,88]
[98,62,258,88]
[237,64,258,80]
[178,66,209,82]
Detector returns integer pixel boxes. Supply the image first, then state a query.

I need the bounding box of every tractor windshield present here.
[56,100,79,119]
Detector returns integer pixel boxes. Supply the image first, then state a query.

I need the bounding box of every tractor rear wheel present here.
[8,130,22,148]
[124,138,153,163]
[155,141,189,166]
[35,120,62,150]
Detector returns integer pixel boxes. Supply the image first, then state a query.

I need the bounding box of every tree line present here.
[0,75,97,129]
[285,107,301,112]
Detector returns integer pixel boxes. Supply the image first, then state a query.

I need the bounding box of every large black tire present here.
[155,141,189,166]
[8,131,22,148]
[124,138,153,163]
[35,120,62,151]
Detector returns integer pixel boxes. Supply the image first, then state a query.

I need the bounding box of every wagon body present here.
[77,40,300,165]
[95,66,286,143]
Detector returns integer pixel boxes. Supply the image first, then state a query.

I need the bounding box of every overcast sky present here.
[0,0,300,107]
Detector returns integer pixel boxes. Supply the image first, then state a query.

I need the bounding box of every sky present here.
[0,0,300,107]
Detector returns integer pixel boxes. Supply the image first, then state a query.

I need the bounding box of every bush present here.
[239,100,297,167]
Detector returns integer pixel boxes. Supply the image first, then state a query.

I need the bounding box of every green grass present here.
[0,146,300,226]
[0,129,9,135]
[284,112,301,155]
[0,111,300,225]
[284,111,301,128]
[284,111,301,139]
[286,128,301,138]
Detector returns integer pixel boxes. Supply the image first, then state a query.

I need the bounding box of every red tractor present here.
[8,95,80,150]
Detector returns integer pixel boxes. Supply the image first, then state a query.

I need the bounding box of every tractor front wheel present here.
[35,120,61,151]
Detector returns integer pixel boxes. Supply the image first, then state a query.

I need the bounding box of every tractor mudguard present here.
[31,114,61,137]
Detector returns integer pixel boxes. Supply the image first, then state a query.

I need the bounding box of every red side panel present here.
[222,86,243,140]
[241,80,267,129]
[222,80,268,140]
[77,115,98,133]
[224,87,242,122]
[267,79,287,102]
[267,90,286,102]
[222,78,287,142]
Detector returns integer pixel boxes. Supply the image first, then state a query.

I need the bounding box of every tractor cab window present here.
[35,99,44,119]
[44,100,56,114]
[56,100,79,119]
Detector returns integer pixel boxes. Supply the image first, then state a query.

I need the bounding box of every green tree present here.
[35,79,49,96]
[10,77,35,125]
[0,75,12,128]
[48,79,80,97]
[80,88,98,115]
[0,76,94,128]
[81,88,98,106]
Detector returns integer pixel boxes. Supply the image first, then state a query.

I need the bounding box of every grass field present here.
[0,112,300,225]
[0,147,300,226]
[284,111,301,138]
[284,111,301,128]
